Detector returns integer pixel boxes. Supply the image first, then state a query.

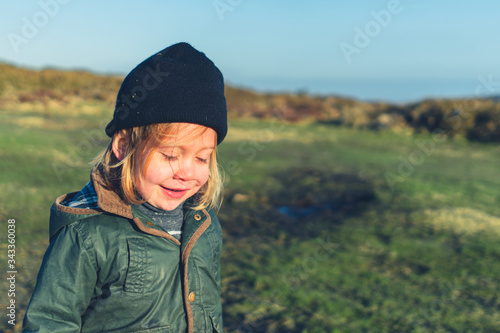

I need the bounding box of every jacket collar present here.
[90,166,134,219]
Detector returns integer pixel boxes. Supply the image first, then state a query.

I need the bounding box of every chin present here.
[160,201,182,211]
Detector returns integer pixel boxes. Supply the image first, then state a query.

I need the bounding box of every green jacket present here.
[23,168,223,333]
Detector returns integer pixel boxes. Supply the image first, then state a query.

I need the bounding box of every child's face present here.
[136,124,216,211]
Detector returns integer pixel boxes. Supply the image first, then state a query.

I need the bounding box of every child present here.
[23,42,226,332]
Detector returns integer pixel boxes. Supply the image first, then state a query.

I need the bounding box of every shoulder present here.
[51,211,137,247]
[77,213,137,237]
[207,208,222,235]
[202,208,223,250]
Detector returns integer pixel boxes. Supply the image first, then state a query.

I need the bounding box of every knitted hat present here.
[105,42,227,144]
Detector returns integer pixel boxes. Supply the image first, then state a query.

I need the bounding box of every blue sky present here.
[1,0,499,103]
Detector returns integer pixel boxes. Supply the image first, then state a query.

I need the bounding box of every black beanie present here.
[105,42,227,144]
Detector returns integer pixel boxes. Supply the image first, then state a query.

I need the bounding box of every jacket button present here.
[146,221,154,227]
[194,214,201,221]
[188,292,196,303]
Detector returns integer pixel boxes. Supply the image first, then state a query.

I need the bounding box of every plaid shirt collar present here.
[61,180,99,210]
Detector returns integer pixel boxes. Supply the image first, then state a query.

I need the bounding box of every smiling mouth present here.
[161,186,189,199]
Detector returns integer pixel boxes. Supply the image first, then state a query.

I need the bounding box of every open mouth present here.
[161,186,189,199]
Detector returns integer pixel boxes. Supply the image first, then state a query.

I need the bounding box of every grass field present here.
[1,105,499,332]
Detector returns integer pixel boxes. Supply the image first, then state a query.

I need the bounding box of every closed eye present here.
[162,154,178,161]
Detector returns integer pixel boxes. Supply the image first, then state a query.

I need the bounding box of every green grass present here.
[1,109,499,332]
[219,120,500,332]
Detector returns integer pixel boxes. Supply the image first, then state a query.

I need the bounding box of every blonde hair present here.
[93,123,223,211]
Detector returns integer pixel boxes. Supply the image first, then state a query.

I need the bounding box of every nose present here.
[173,156,195,181]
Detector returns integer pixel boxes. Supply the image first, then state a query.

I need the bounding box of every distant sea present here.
[228,77,495,104]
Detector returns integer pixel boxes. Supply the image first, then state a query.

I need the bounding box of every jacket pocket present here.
[124,238,148,294]
[210,311,222,333]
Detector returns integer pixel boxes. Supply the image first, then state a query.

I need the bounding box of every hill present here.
[1,61,499,332]
[1,61,500,142]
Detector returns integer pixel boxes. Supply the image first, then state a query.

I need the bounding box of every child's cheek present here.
[199,166,210,185]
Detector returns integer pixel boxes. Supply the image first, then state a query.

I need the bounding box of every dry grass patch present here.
[412,207,500,236]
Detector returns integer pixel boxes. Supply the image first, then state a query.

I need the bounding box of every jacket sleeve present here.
[212,214,224,332]
[216,246,224,332]
[23,222,97,333]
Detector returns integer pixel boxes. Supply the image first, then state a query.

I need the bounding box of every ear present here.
[112,131,129,161]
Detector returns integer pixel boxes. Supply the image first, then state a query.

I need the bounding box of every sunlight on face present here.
[135,124,216,211]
